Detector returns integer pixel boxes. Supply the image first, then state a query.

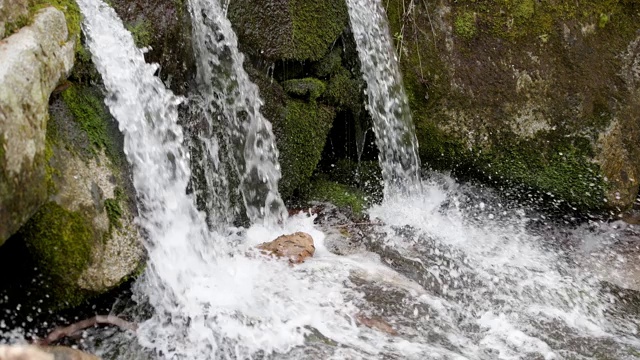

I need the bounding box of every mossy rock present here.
[3,0,81,41]
[228,0,349,61]
[384,0,640,212]
[275,99,336,199]
[304,178,367,215]
[18,202,95,308]
[282,77,326,101]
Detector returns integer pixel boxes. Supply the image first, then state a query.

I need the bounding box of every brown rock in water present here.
[258,232,315,264]
[0,345,100,360]
[355,313,398,336]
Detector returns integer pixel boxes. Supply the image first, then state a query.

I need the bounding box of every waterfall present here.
[188,0,287,225]
[71,1,640,359]
[346,0,422,193]
[74,0,212,257]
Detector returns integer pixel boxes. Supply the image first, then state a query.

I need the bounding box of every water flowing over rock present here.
[188,0,287,225]
[345,0,422,193]
[0,7,74,245]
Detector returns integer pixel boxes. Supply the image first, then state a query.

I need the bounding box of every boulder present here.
[258,232,315,263]
[384,0,640,211]
[14,85,145,309]
[0,345,100,360]
[0,6,74,245]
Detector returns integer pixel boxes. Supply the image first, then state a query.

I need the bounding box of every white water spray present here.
[346,0,422,192]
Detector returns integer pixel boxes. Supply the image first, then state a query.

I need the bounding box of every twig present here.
[34,315,137,346]
[336,221,383,228]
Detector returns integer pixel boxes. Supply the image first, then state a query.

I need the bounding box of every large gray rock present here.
[0,7,74,245]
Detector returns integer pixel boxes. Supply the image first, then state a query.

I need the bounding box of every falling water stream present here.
[345,0,422,192]
[2,0,639,359]
[188,0,287,225]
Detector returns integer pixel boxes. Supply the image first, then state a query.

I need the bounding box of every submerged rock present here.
[258,232,315,264]
[0,345,100,360]
[0,6,75,245]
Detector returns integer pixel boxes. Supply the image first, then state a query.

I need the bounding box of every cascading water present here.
[15,0,638,359]
[345,0,422,192]
[188,0,287,225]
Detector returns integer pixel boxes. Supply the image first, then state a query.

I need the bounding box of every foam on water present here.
[367,177,640,359]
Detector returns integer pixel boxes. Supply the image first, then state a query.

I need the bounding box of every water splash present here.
[188,0,287,225]
[346,0,422,193]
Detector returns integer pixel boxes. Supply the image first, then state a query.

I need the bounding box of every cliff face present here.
[384,0,640,211]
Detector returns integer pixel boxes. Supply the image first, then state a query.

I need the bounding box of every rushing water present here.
[3,0,638,359]
[345,0,422,192]
[188,0,287,225]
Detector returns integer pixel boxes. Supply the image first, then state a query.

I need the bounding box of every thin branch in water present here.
[34,315,137,346]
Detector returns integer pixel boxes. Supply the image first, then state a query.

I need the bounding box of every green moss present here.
[4,0,80,40]
[104,198,123,230]
[44,137,58,194]
[288,0,349,61]
[228,0,348,61]
[417,122,608,210]
[127,19,152,48]
[277,99,335,199]
[454,10,477,40]
[326,67,362,111]
[20,202,94,308]
[282,78,327,102]
[104,187,125,230]
[306,178,366,215]
[313,47,343,77]
[4,15,31,36]
[598,13,610,28]
[61,85,117,161]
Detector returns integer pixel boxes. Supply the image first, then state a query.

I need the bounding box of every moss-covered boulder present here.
[227,1,369,201]
[384,0,640,211]
[15,83,144,309]
[0,6,75,245]
[228,0,349,61]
